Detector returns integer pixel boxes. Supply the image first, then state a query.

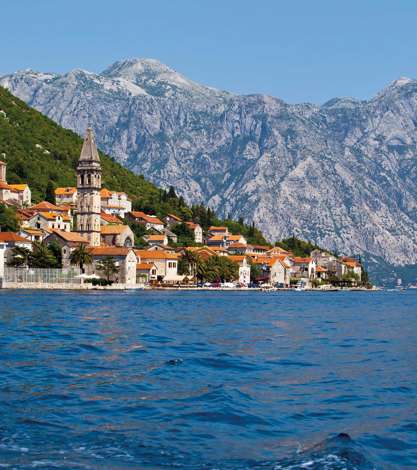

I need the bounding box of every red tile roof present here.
[0,232,31,243]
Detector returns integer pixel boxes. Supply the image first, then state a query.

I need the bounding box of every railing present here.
[4,267,82,285]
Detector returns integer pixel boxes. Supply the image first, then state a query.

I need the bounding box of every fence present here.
[3,267,82,285]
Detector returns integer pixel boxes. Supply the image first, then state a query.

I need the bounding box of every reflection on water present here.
[0,290,416,469]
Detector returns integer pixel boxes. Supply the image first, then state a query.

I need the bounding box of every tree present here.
[0,203,18,232]
[96,256,119,282]
[7,245,31,267]
[179,250,202,277]
[45,180,55,203]
[69,244,92,273]
[172,223,195,246]
[201,256,239,283]
[30,242,58,268]
[48,241,62,268]
[249,260,262,283]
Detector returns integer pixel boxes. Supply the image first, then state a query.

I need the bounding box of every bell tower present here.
[76,128,102,247]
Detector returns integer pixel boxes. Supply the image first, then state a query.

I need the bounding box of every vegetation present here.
[96,256,119,282]
[172,223,196,247]
[69,244,92,273]
[8,242,58,268]
[275,236,322,257]
[0,203,18,231]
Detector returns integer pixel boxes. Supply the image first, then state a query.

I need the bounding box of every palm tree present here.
[96,256,119,283]
[30,241,57,268]
[181,250,202,278]
[7,245,31,267]
[70,244,92,273]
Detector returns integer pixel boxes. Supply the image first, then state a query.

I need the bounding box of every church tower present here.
[76,128,102,247]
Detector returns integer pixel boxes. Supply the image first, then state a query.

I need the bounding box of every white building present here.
[0,161,31,207]
[185,222,203,244]
[100,189,132,218]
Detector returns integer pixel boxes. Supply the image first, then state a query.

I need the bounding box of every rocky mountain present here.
[2,59,417,270]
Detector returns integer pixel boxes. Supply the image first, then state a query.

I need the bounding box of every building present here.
[100,212,123,225]
[27,211,71,232]
[164,213,182,228]
[55,187,78,206]
[43,229,90,268]
[0,232,32,264]
[144,234,168,246]
[30,201,71,216]
[0,160,31,207]
[290,257,316,281]
[208,226,229,236]
[100,188,132,218]
[89,246,138,285]
[126,211,165,232]
[228,255,251,286]
[18,228,45,242]
[136,262,157,283]
[253,256,290,286]
[76,128,102,247]
[100,224,134,247]
[135,249,181,283]
[185,222,203,244]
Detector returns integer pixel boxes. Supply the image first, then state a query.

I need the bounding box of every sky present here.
[2,0,417,103]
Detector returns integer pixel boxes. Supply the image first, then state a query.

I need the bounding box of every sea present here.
[0,290,416,469]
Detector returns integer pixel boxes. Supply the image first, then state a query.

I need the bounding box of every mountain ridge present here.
[2,59,417,270]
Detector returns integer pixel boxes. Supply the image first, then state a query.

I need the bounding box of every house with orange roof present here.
[135,249,182,283]
[208,226,229,236]
[27,211,72,232]
[0,232,33,265]
[0,161,31,207]
[177,246,218,261]
[100,188,132,218]
[164,213,182,228]
[185,221,203,244]
[144,234,168,246]
[290,257,317,282]
[126,211,165,232]
[252,256,291,286]
[100,224,134,248]
[43,229,90,268]
[100,212,123,225]
[18,227,45,243]
[55,187,77,205]
[136,262,158,283]
[88,246,138,285]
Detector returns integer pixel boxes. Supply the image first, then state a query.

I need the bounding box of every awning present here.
[162,274,185,282]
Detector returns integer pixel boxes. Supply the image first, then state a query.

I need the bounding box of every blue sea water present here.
[0,290,416,469]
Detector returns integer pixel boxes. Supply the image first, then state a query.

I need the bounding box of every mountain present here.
[0,85,267,246]
[2,60,417,274]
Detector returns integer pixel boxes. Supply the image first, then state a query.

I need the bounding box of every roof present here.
[0,181,11,190]
[100,212,122,224]
[19,228,43,235]
[228,242,247,249]
[31,201,68,212]
[227,235,244,241]
[316,266,328,272]
[136,262,155,271]
[228,255,246,263]
[292,257,312,264]
[167,213,182,222]
[128,211,164,225]
[250,245,270,250]
[100,224,130,235]
[90,246,133,257]
[16,209,35,220]
[55,187,76,195]
[185,221,199,229]
[145,235,166,241]
[79,128,100,163]
[210,246,228,252]
[100,188,112,198]
[209,226,227,232]
[344,260,361,268]
[135,249,179,260]
[0,232,31,243]
[49,229,89,244]
[8,184,28,192]
[32,211,71,221]
[208,235,225,241]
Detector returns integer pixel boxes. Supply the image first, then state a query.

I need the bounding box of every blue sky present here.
[2,0,417,103]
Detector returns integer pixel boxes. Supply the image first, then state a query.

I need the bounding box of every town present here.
[0,129,366,290]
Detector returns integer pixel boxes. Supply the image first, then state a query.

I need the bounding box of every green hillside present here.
[0,86,267,245]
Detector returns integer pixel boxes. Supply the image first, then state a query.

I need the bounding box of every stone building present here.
[76,129,102,247]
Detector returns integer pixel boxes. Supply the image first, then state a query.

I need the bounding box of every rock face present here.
[2,60,417,266]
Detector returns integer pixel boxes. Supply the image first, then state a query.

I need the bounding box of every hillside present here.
[3,61,417,270]
[0,86,267,245]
